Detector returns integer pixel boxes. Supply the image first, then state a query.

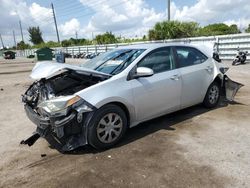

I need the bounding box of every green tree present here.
[245,24,250,33]
[148,29,157,40]
[229,24,241,34]
[61,38,90,47]
[61,39,72,47]
[95,32,117,44]
[198,23,240,36]
[33,41,61,49]
[17,41,30,50]
[148,21,199,40]
[28,26,44,45]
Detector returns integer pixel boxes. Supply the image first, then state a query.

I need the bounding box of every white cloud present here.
[224,18,250,30]
[0,0,55,46]
[29,3,53,26]
[79,0,165,38]
[170,0,250,30]
[59,18,80,36]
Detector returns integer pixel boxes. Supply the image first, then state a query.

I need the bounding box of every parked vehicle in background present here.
[64,53,72,58]
[232,48,248,66]
[4,51,16,59]
[21,43,243,152]
[86,52,100,59]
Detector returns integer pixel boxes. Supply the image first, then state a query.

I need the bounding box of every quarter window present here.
[176,47,208,68]
[137,48,174,74]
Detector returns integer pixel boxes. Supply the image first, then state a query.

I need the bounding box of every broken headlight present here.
[38,95,92,116]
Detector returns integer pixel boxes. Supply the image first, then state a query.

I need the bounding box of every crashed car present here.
[21,43,243,151]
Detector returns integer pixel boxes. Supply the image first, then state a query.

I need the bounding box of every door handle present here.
[170,75,180,81]
[206,66,213,72]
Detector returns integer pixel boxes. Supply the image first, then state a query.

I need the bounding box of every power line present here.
[55,0,103,12]
[55,0,107,17]
[58,1,127,20]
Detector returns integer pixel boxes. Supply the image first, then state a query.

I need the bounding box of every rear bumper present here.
[23,104,89,151]
[223,75,244,101]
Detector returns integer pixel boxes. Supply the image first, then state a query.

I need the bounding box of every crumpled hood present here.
[30,61,110,80]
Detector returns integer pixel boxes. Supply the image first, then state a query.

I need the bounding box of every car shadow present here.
[66,97,243,155]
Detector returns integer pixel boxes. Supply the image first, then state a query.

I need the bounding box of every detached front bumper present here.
[22,104,92,152]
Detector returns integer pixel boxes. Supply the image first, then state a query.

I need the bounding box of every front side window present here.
[176,47,208,68]
[137,47,174,74]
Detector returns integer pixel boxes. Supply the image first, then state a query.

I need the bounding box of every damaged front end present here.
[21,67,108,152]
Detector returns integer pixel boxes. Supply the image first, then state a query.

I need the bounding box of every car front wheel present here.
[203,82,221,108]
[88,104,127,150]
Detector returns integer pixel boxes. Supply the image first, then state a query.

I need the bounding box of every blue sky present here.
[0,0,249,47]
[25,0,196,27]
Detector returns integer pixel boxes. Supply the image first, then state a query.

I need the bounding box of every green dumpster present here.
[35,47,54,61]
[4,51,16,59]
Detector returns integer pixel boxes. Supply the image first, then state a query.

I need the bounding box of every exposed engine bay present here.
[23,70,108,112]
[21,70,109,152]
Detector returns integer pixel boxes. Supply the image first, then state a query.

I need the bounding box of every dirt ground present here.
[0,57,249,188]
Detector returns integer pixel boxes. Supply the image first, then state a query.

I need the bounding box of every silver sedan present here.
[21,43,242,151]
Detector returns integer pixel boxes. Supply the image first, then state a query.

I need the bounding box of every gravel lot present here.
[0,57,250,188]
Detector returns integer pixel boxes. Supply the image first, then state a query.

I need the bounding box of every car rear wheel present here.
[88,104,127,150]
[203,82,221,108]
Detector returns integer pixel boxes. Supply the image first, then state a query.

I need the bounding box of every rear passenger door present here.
[174,46,214,108]
[130,47,182,122]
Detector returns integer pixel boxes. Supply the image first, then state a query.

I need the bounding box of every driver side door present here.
[129,47,182,122]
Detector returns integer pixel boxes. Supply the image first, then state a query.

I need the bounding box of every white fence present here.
[16,33,250,60]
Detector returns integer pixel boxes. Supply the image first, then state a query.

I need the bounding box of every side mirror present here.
[134,67,154,79]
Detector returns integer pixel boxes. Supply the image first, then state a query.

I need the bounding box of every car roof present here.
[117,42,214,57]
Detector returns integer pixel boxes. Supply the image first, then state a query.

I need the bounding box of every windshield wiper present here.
[110,51,138,75]
[95,50,133,71]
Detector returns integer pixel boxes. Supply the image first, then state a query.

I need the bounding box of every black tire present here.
[241,56,246,64]
[203,82,221,108]
[87,104,128,150]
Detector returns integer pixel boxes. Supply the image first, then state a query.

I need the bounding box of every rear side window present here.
[176,47,208,68]
[137,47,175,74]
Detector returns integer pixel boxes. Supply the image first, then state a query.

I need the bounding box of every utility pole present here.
[13,31,17,49]
[51,3,60,43]
[168,0,171,21]
[92,32,94,44]
[0,34,4,49]
[19,20,24,42]
[75,31,78,39]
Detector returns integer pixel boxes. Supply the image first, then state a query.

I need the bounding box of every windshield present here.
[81,49,145,75]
